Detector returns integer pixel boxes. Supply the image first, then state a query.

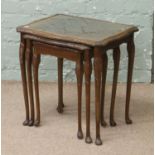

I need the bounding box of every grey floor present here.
[2,81,153,155]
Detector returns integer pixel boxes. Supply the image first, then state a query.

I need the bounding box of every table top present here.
[17,14,138,46]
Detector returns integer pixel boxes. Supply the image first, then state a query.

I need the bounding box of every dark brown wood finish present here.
[17,14,138,145]
[26,39,35,126]
[100,52,108,127]
[19,35,29,126]
[33,41,83,61]
[17,14,138,47]
[32,41,91,141]
[94,34,137,145]
[84,49,93,144]
[110,47,120,126]
[75,55,84,139]
[23,34,90,51]
[57,58,64,113]
[94,47,103,145]
[125,34,135,124]
[33,52,41,126]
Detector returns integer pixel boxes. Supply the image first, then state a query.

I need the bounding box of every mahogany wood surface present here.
[75,55,84,139]
[33,53,41,126]
[94,47,103,145]
[17,14,138,145]
[19,35,29,126]
[110,47,120,127]
[125,34,135,124]
[17,14,138,46]
[84,49,93,143]
[57,58,64,113]
[23,34,90,51]
[33,41,83,61]
[100,52,108,127]
[32,41,92,142]
[26,40,35,126]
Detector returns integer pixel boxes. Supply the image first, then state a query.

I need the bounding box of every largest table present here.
[17,14,138,145]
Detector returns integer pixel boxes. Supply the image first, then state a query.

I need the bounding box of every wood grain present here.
[110,47,120,127]
[19,35,29,126]
[125,34,135,124]
[33,52,41,126]
[17,14,138,47]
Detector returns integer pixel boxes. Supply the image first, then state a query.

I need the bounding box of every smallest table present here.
[17,14,138,145]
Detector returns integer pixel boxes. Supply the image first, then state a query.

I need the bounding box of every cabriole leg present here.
[110,47,120,126]
[94,47,103,145]
[84,50,92,144]
[57,58,64,113]
[26,40,34,126]
[33,53,41,126]
[19,35,29,126]
[75,55,84,139]
[100,52,108,127]
[125,35,135,124]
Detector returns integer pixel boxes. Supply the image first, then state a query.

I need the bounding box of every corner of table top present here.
[93,26,139,47]
[16,25,26,33]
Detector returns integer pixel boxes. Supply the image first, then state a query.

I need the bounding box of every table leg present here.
[57,58,64,113]
[33,53,41,126]
[26,40,35,126]
[100,52,108,127]
[75,55,84,139]
[84,50,92,144]
[19,35,29,126]
[94,47,102,145]
[110,47,120,126]
[125,35,135,124]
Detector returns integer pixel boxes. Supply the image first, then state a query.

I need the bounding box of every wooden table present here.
[17,14,138,145]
